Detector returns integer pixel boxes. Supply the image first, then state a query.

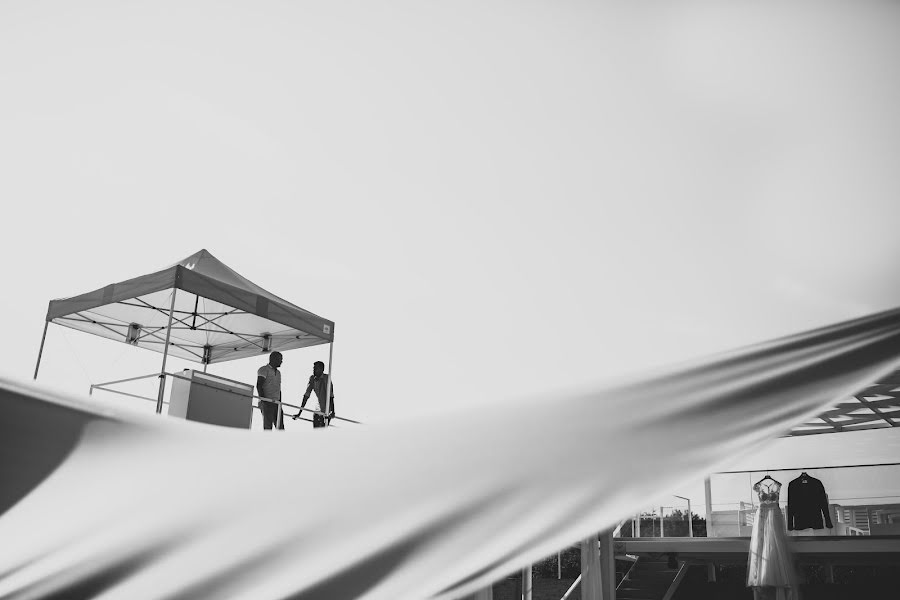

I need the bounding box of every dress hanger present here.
[755,472,777,487]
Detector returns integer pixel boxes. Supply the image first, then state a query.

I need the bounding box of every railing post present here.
[324,340,334,425]
[599,530,615,600]
[660,506,665,538]
[581,535,601,599]
[521,565,532,600]
[674,495,693,538]
[687,498,693,537]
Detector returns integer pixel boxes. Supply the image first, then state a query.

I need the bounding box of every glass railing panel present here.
[708,465,900,537]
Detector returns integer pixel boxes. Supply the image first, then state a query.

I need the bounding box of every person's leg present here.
[262,401,274,430]
[313,414,325,429]
[277,406,285,430]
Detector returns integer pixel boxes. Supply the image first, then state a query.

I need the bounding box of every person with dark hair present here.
[295,360,335,428]
[256,351,284,430]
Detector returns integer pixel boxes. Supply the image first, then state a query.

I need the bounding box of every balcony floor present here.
[615,536,900,563]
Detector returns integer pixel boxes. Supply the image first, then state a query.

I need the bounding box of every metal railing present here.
[89,370,362,427]
[707,465,900,538]
[621,495,696,538]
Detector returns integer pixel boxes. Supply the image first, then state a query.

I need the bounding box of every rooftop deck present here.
[615,536,900,563]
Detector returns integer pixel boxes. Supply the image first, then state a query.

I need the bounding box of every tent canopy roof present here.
[46,249,334,365]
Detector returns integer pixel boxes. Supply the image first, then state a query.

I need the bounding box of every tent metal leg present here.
[324,341,334,426]
[276,399,284,430]
[33,320,49,380]
[155,290,178,414]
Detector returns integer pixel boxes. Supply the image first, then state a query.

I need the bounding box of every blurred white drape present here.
[1,308,899,599]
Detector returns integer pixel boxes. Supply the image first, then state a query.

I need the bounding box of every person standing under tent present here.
[257,351,284,430]
[295,360,335,428]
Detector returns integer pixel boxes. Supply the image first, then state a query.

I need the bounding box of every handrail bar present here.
[249,393,361,424]
[87,370,362,425]
[661,562,689,600]
[559,574,581,600]
[90,372,162,389]
[90,385,158,404]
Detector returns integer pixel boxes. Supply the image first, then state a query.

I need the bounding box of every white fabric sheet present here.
[1,308,900,599]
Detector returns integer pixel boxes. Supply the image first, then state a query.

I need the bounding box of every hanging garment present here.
[747,478,795,600]
[787,473,833,530]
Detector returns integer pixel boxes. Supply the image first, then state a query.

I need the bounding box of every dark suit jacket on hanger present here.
[787,473,833,530]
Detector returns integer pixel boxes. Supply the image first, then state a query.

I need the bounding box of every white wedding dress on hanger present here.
[747,477,796,600]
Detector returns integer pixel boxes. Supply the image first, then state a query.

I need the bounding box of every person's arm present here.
[256,376,266,400]
[294,378,314,419]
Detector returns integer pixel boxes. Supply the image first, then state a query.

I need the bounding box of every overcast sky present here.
[2,1,900,499]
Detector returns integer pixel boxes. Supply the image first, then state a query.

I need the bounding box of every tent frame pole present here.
[155,290,178,414]
[33,320,50,380]
[324,340,334,426]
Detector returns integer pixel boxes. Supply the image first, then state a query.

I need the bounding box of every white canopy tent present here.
[34,249,335,415]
